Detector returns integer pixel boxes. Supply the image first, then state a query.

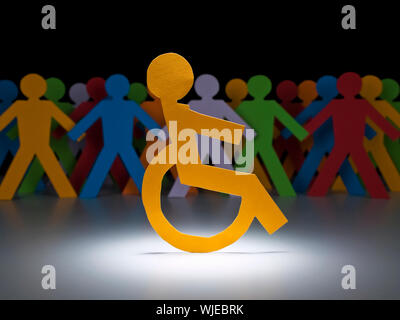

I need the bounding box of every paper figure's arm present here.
[68,102,103,141]
[304,102,334,136]
[53,102,88,139]
[51,102,75,133]
[381,101,400,129]
[182,108,244,145]
[281,102,317,139]
[273,101,308,141]
[365,101,400,140]
[133,102,160,130]
[0,103,18,132]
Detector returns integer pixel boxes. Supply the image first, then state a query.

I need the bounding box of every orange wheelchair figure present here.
[360,75,400,191]
[0,74,77,200]
[142,53,287,253]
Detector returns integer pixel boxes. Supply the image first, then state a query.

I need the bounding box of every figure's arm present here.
[281,103,316,139]
[304,101,334,136]
[366,101,400,140]
[53,102,87,139]
[0,104,18,132]
[68,102,103,141]
[381,101,400,129]
[273,101,308,141]
[182,108,244,145]
[133,102,160,130]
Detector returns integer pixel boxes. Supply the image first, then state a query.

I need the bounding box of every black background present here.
[0,1,397,99]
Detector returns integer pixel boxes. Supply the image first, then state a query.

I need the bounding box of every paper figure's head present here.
[225,78,248,103]
[147,53,194,101]
[381,79,400,101]
[69,83,89,105]
[0,80,18,103]
[86,77,107,102]
[20,74,47,99]
[106,74,130,99]
[128,82,148,104]
[194,74,219,99]
[247,75,272,99]
[298,80,317,104]
[276,80,297,102]
[337,72,362,98]
[360,75,382,100]
[316,75,338,100]
[44,77,65,102]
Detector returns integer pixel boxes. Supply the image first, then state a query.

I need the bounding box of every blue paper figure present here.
[0,80,19,167]
[282,75,376,196]
[68,74,160,198]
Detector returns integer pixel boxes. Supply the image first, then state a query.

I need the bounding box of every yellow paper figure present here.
[360,75,400,191]
[0,74,77,200]
[142,53,287,253]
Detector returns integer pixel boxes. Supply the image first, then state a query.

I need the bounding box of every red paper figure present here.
[305,72,400,199]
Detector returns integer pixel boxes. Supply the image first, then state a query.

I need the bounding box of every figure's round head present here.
[360,75,382,100]
[106,74,130,98]
[298,80,317,104]
[0,80,18,103]
[86,77,107,101]
[20,74,47,99]
[44,77,65,101]
[128,82,148,104]
[147,53,194,101]
[276,80,297,102]
[316,75,338,99]
[194,74,219,99]
[69,83,89,105]
[337,72,362,98]
[225,78,248,102]
[247,75,272,99]
[380,78,400,101]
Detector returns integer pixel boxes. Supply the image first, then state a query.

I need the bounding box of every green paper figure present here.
[235,75,308,196]
[16,78,77,195]
[381,78,400,173]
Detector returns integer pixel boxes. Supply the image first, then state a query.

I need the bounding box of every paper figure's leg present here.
[178,163,287,234]
[292,147,325,193]
[350,147,389,199]
[371,147,400,192]
[338,159,365,196]
[69,146,99,193]
[260,148,296,196]
[79,149,116,198]
[54,138,77,175]
[254,157,272,190]
[0,149,34,200]
[17,158,45,195]
[37,148,76,198]
[119,149,145,194]
[110,156,129,191]
[308,148,348,197]
[286,138,305,172]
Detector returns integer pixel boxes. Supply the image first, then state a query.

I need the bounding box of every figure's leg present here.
[79,149,116,198]
[17,158,45,195]
[254,157,272,190]
[178,163,287,233]
[259,147,296,196]
[308,148,349,197]
[285,138,305,172]
[292,147,325,193]
[350,147,389,198]
[37,148,76,198]
[69,146,99,193]
[119,149,145,194]
[53,138,77,175]
[0,149,34,200]
[370,146,400,191]
[109,156,129,191]
[338,159,365,196]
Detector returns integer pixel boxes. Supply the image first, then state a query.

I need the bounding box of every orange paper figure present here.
[0,74,77,200]
[360,75,400,191]
[142,53,287,253]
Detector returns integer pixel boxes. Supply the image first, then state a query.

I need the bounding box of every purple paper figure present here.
[168,74,253,198]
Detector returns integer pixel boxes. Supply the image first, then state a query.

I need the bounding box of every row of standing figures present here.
[0,67,399,201]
